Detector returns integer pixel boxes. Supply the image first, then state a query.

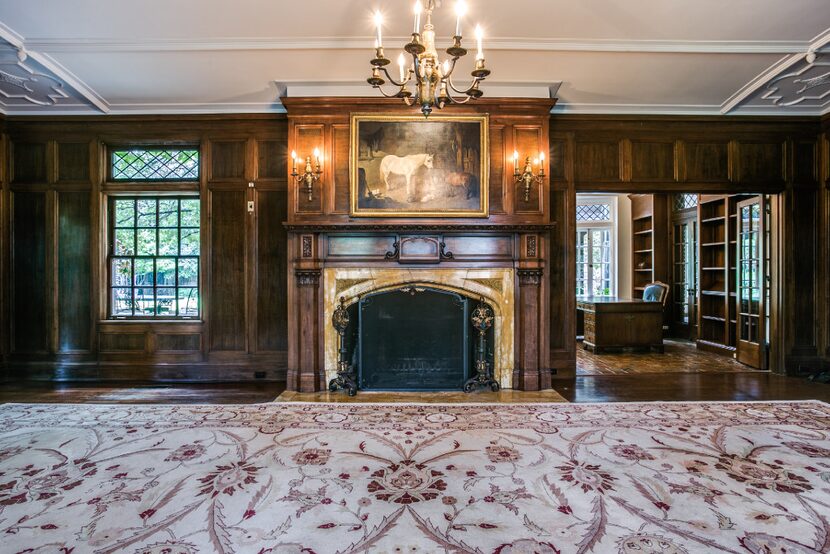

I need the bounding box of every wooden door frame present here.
[735,195,767,369]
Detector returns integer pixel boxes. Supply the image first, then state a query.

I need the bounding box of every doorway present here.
[575,192,777,376]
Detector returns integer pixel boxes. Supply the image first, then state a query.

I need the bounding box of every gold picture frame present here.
[350,113,489,217]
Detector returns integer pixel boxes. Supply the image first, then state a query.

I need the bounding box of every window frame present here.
[107,194,202,320]
[576,195,618,297]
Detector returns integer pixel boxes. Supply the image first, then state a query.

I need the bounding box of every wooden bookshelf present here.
[696,194,758,357]
[629,194,669,303]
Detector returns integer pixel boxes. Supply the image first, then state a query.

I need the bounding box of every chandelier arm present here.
[377,66,410,89]
[373,84,407,98]
[447,75,481,96]
[442,56,461,81]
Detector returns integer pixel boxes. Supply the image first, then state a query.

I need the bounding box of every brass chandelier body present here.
[368,0,490,117]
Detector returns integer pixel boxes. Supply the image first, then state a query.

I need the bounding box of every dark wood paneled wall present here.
[821,114,830,368]
[0,110,826,383]
[1,115,288,381]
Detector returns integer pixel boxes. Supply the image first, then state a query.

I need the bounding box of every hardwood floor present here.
[1,374,828,404]
[577,338,758,375]
[0,382,284,404]
[552,373,830,403]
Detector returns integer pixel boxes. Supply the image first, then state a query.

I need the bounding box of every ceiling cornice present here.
[20,36,816,55]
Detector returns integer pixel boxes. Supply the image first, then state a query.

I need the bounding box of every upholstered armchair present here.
[643,281,670,307]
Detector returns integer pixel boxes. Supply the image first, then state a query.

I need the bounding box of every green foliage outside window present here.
[109,197,200,318]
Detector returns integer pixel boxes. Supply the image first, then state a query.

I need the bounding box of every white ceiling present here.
[0,0,828,116]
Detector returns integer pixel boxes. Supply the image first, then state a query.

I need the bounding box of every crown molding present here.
[21,36,814,55]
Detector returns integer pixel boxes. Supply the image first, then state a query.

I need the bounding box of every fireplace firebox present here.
[347,287,493,391]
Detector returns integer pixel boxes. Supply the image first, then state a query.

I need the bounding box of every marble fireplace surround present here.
[323,268,516,389]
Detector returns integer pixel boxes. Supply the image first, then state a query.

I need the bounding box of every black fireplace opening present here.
[344,286,493,391]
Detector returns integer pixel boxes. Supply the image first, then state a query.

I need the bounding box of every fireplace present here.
[283,97,556,393]
[323,267,516,389]
[344,287,494,391]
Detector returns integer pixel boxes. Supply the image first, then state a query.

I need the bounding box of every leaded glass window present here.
[109,197,200,318]
[673,193,698,212]
[576,203,611,222]
[111,147,199,181]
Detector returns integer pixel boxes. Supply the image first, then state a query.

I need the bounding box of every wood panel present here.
[256,190,288,352]
[99,332,145,352]
[57,191,91,352]
[574,141,620,183]
[210,141,246,180]
[293,125,324,214]
[737,141,785,186]
[682,141,730,183]
[630,140,674,182]
[12,191,48,353]
[156,333,201,352]
[209,190,247,351]
[257,139,286,180]
[57,142,91,183]
[11,142,46,183]
[514,126,544,213]
[489,125,505,214]
[332,124,350,214]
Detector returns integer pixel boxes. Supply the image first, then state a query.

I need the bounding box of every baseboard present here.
[1,361,287,383]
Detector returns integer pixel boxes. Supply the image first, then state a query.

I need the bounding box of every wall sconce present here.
[513,150,545,203]
[291,148,323,202]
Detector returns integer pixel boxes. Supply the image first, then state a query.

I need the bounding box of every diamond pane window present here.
[109,196,200,318]
[111,148,199,181]
[673,193,698,212]
[576,203,611,222]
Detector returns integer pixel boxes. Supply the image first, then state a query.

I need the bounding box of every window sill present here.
[99,319,204,324]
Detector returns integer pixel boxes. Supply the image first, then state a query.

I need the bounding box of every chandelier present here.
[367,0,490,117]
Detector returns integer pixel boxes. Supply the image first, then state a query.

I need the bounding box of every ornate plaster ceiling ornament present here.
[0,49,68,106]
[761,53,830,107]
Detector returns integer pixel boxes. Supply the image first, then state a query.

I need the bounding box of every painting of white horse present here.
[379,153,434,201]
[350,114,488,217]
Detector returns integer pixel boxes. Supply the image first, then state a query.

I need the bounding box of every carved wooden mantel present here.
[283,97,556,392]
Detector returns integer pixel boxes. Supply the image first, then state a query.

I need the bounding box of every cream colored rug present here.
[0,401,828,552]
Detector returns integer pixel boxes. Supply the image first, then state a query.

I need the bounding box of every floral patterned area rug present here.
[0,401,829,554]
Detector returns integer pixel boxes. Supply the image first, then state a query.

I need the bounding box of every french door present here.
[672,217,697,339]
[736,196,767,368]
[576,228,613,297]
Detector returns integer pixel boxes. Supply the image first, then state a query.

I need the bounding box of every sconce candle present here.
[514,151,546,203]
[290,148,323,203]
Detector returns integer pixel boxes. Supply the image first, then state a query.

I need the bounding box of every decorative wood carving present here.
[517,269,544,286]
[295,269,321,287]
[301,235,313,258]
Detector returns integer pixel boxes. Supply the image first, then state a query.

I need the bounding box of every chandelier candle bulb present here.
[398,53,406,81]
[475,24,483,59]
[374,11,383,47]
[454,1,466,37]
[414,1,422,33]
